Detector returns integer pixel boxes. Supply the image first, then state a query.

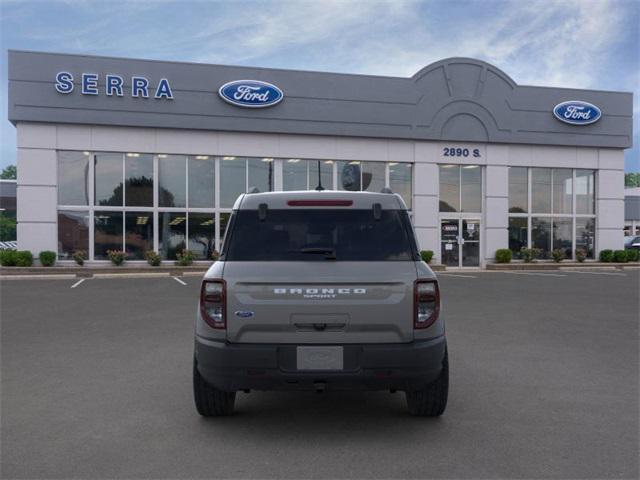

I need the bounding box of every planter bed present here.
[0,264,211,277]
[487,262,638,271]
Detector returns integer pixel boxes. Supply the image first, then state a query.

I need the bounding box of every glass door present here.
[440,219,459,267]
[461,219,480,267]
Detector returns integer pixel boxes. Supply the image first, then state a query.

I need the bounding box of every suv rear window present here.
[223,209,417,261]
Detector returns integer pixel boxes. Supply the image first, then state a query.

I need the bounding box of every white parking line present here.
[438,273,477,278]
[567,270,626,276]
[499,271,567,277]
[70,278,85,288]
[172,276,187,286]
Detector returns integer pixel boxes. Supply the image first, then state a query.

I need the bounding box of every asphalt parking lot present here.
[1,270,638,479]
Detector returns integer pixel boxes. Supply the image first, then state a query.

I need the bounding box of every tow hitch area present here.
[314,381,327,393]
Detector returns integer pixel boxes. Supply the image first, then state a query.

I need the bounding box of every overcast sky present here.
[1,0,638,171]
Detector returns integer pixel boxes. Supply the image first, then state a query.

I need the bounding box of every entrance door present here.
[440,218,480,268]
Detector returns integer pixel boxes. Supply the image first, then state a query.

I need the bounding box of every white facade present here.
[16,122,626,266]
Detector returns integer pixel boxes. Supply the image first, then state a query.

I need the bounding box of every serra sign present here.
[218,80,284,108]
[55,72,174,99]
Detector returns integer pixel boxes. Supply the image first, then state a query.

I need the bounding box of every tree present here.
[1,165,16,179]
[625,172,640,188]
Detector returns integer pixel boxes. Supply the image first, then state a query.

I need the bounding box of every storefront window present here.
[309,160,333,190]
[95,153,123,206]
[531,217,551,259]
[439,165,459,212]
[362,161,386,193]
[94,211,123,259]
[508,167,528,213]
[576,218,595,258]
[552,169,572,214]
[338,161,361,191]
[125,212,153,260]
[124,153,153,207]
[58,151,90,205]
[188,213,215,259]
[389,162,412,209]
[283,159,308,190]
[508,217,527,258]
[159,212,186,260]
[220,157,246,208]
[248,158,273,193]
[158,155,186,208]
[461,165,481,212]
[575,170,595,214]
[531,168,552,213]
[552,217,572,258]
[188,156,215,208]
[58,210,89,259]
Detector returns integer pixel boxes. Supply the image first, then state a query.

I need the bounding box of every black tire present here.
[405,348,449,416]
[193,359,236,416]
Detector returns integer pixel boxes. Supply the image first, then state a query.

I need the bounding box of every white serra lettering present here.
[233,85,271,102]
[564,105,592,120]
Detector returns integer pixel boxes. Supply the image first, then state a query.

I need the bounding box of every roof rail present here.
[380,187,393,194]
[247,186,260,194]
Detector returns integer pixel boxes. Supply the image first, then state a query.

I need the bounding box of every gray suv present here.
[193,190,448,416]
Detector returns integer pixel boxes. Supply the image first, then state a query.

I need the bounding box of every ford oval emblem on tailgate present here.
[218,80,284,108]
[235,311,255,318]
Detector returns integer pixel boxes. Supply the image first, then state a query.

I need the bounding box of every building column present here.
[484,165,509,264]
[16,123,58,256]
[413,157,440,262]
[596,149,625,253]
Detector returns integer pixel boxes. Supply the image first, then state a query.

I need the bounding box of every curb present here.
[486,262,638,271]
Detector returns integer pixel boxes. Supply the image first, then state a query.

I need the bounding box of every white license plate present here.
[296,346,343,370]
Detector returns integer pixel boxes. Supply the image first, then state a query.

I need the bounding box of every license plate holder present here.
[296,346,343,371]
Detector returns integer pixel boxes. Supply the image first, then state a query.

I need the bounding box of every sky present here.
[0,0,638,172]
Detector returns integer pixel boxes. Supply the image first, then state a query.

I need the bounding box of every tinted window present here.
[225,209,416,261]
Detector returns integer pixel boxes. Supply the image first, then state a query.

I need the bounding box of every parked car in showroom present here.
[624,235,640,250]
[193,189,448,417]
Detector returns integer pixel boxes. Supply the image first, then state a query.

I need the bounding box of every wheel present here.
[405,347,449,416]
[193,359,236,416]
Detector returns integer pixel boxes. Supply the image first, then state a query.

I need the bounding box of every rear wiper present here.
[293,247,337,260]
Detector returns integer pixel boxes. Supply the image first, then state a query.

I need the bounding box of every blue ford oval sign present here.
[219,80,284,108]
[553,100,601,125]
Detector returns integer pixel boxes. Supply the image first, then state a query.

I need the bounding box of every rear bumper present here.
[194,335,446,392]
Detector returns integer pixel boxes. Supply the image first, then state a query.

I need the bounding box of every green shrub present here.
[39,250,56,267]
[175,249,195,266]
[144,250,161,266]
[495,249,512,263]
[107,250,127,266]
[599,249,614,262]
[15,250,34,267]
[626,249,639,262]
[575,249,587,263]
[551,249,565,263]
[0,249,18,266]
[420,250,434,264]
[613,250,628,263]
[73,250,87,266]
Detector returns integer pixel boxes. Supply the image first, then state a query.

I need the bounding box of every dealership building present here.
[7,50,633,267]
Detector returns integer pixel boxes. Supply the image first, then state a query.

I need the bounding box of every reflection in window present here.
[220,157,246,208]
[189,156,215,208]
[58,151,90,205]
[94,211,123,259]
[58,210,89,259]
[552,217,572,258]
[283,159,308,190]
[461,165,481,212]
[125,212,153,260]
[439,165,459,212]
[389,163,412,209]
[552,169,572,214]
[576,170,595,214]
[338,161,361,191]
[309,160,333,191]
[531,217,551,259]
[125,153,153,207]
[248,158,273,193]
[508,217,527,258]
[159,212,186,260]
[188,213,215,259]
[158,155,186,207]
[508,167,528,213]
[531,168,552,213]
[95,153,123,206]
[576,218,595,258]
[362,162,386,193]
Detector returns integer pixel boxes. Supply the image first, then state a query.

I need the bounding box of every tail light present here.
[200,279,226,329]
[414,280,440,329]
